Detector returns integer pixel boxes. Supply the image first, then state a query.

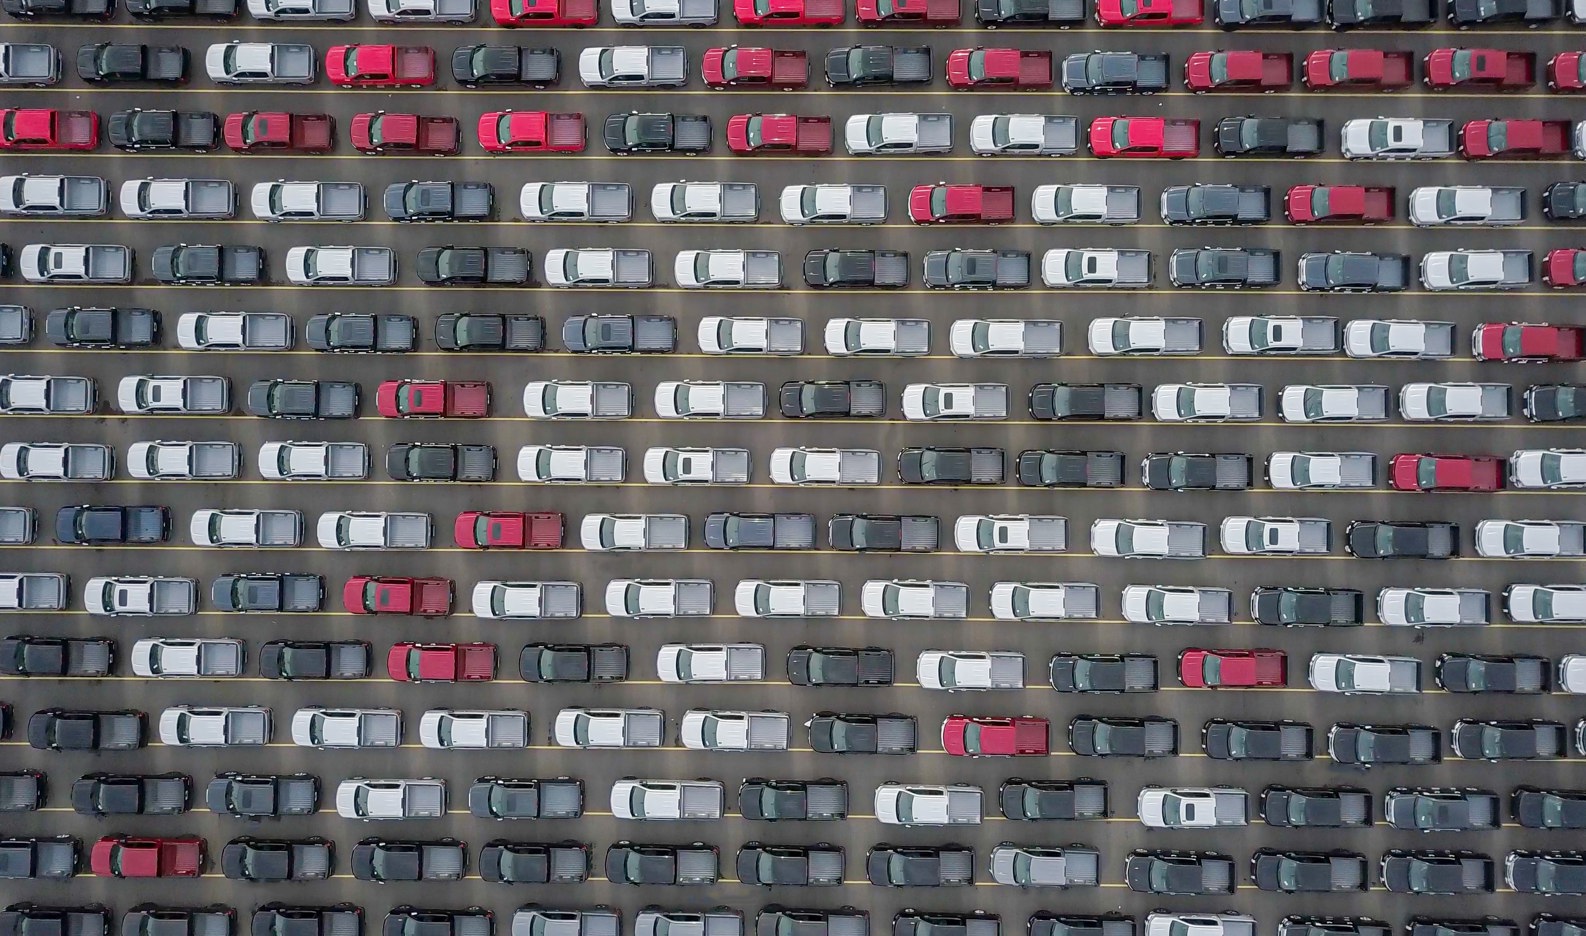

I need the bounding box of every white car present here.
[1378,587,1490,627]
[733,579,840,618]
[823,317,930,356]
[1399,382,1511,421]
[1307,654,1421,694]
[158,705,272,747]
[469,581,581,620]
[988,582,1099,621]
[189,508,302,548]
[0,442,112,481]
[1559,654,1586,693]
[642,446,748,485]
[1475,520,1585,558]
[766,447,880,485]
[1408,186,1522,226]
[653,381,765,419]
[1510,449,1586,489]
[954,515,1066,553]
[948,319,1061,358]
[1420,249,1532,290]
[674,250,782,289]
[696,317,802,354]
[367,0,475,22]
[553,707,665,748]
[1266,452,1377,490]
[291,707,401,749]
[334,778,445,819]
[1144,915,1255,936]
[130,637,245,677]
[418,709,529,750]
[1342,319,1455,359]
[1507,584,1586,624]
[1279,384,1390,423]
[259,441,369,481]
[248,0,356,19]
[901,383,1007,421]
[656,644,764,684]
[860,580,968,619]
[204,41,316,84]
[119,179,235,221]
[778,184,887,225]
[174,312,292,351]
[516,445,626,483]
[873,783,982,825]
[521,380,632,420]
[1152,383,1262,422]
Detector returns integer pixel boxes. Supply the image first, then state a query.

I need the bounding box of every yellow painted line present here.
[6,151,1575,165]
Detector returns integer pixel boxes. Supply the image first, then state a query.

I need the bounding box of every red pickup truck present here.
[0,109,97,151]
[1096,0,1201,26]
[1285,185,1393,224]
[858,0,960,24]
[1389,453,1504,492]
[478,110,586,153]
[1089,117,1199,158]
[1460,118,1570,159]
[376,380,490,418]
[734,0,844,24]
[455,510,564,549]
[1549,52,1586,91]
[703,47,809,88]
[908,184,1014,223]
[1185,51,1291,92]
[941,715,1049,756]
[727,113,831,154]
[327,45,435,88]
[1178,648,1286,688]
[343,575,454,616]
[351,112,460,155]
[1545,248,1586,287]
[946,48,1052,89]
[1302,49,1413,90]
[223,112,333,153]
[1472,322,1585,362]
[388,642,496,683]
[491,0,597,23]
[91,836,204,878]
[1426,48,1533,89]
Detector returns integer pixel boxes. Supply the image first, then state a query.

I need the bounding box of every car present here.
[205,42,316,84]
[351,111,459,156]
[1285,184,1394,223]
[1304,49,1414,89]
[1328,0,1434,26]
[1452,718,1568,761]
[1260,786,1372,827]
[27,709,145,751]
[1420,249,1533,290]
[1346,521,1459,559]
[1310,654,1421,693]
[1328,723,1442,766]
[220,837,332,882]
[1510,448,1586,488]
[1400,382,1511,421]
[1184,50,1291,93]
[131,638,244,677]
[1508,852,1586,895]
[1204,720,1312,761]
[1069,715,1178,757]
[90,835,203,878]
[1513,788,1586,828]
[1215,116,1324,157]
[1437,654,1549,692]
[941,715,1049,756]
[351,838,466,882]
[1390,453,1503,491]
[1252,850,1369,893]
[1380,850,1495,894]
[1297,251,1409,292]
[1178,649,1286,687]
[1344,319,1454,358]
[1545,249,1586,288]
[1386,788,1502,831]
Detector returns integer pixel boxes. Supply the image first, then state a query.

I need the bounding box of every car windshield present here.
[1160,794,1182,823]
[1404,592,1428,623]
[1287,795,1309,823]
[1375,524,1397,554]
[1335,659,1356,691]
[930,186,952,218]
[881,585,902,616]
[718,48,740,80]
[1150,861,1175,890]
[1329,52,1352,81]
[1366,121,1391,151]
[694,254,714,282]
[937,657,958,687]
[1145,589,1165,619]
[623,118,645,147]
[961,721,982,753]
[744,116,764,149]
[865,116,885,148]
[1415,798,1445,825]
[597,48,615,76]
[1066,252,1088,280]
[1504,523,1528,555]
[992,116,1014,147]
[1010,586,1033,618]
[571,713,591,745]
[1310,188,1331,217]
[1177,386,1198,415]
[1208,54,1229,84]
[1303,389,1325,420]
[1111,120,1131,149]
[1202,655,1221,684]
[967,50,987,81]
[1325,255,1355,282]
[894,792,915,823]
[1447,253,1471,284]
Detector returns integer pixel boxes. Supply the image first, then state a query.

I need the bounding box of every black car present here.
[1435,653,1549,693]
[305,312,416,353]
[1345,520,1458,558]
[382,908,492,936]
[828,514,937,552]
[897,446,1003,484]
[0,904,110,936]
[757,909,867,936]
[44,306,159,348]
[894,912,996,936]
[76,43,187,84]
[738,779,849,821]
[0,773,44,813]
[1068,715,1178,757]
[1030,915,1137,936]
[1160,184,1270,224]
[1125,850,1235,894]
[703,512,814,549]
[1061,51,1170,93]
[1452,718,1567,761]
[127,0,237,15]
[245,379,358,420]
[1513,787,1586,829]
[804,249,909,289]
[779,380,886,418]
[1029,382,1142,420]
[1017,450,1126,488]
[107,109,217,152]
[601,112,711,155]
[1545,183,1586,221]
[70,773,189,816]
[1252,586,1364,626]
[1252,850,1369,892]
[213,574,324,614]
[867,844,973,887]
[806,712,916,754]
[468,778,583,820]
[1524,384,1586,422]
[1328,0,1435,26]
[1298,251,1410,292]
[604,842,716,885]
[519,643,628,683]
[739,843,844,886]
[1408,919,1517,936]
[151,244,264,285]
[252,905,359,936]
[1169,247,1281,288]
[55,505,169,545]
[205,773,320,819]
[0,839,78,880]
[1215,116,1325,156]
[435,313,543,352]
[1385,787,1501,831]
[450,44,558,88]
[1381,850,1495,894]
[787,646,893,686]
[1049,653,1158,692]
[0,0,112,16]
[350,838,464,883]
[385,443,496,482]
[1141,452,1253,491]
[1203,719,1313,761]
[1328,723,1442,766]
[126,907,236,936]
[416,246,532,286]
[479,840,589,884]
[1216,0,1324,25]
[998,779,1110,820]
[258,640,369,680]
[1448,0,1559,26]
[0,636,114,677]
[1535,919,1586,936]
[221,837,332,882]
[1260,785,1372,827]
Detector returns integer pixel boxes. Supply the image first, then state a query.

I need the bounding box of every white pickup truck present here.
[902,383,1008,420]
[128,441,240,480]
[1122,585,1234,624]
[654,381,765,419]
[1092,519,1206,558]
[1220,517,1330,555]
[917,650,1025,690]
[335,778,445,819]
[846,113,954,155]
[680,710,790,751]
[955,515,1066,553]
[580,513,688,551]
[874,783,982,826]
[117,375,229,414]
[605,579,713,617]
[610,779,724,820]
[643,447,750,485]
[862,580,969,619]
[768,447,881,485]
[657,643,764,683]
[1138,787,1249,828]
[734,580,840,617]
[85,576,197,616]
[260,441,369,480]
[522,381,631,419]
[190,508,301,547]
[315,511,431,549]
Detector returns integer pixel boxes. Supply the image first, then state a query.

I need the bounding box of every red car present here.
[490,0,597,24]
[376,380,490,418]
[350,112,459,155]
[1185,51,1291,93]
[908,184,1015,224]
[0,108,97,151]
[1177,648,1286,688]
[1389,453,1504,492]
[1472,322,1585,362]
[702,47,808,88]
[455,510,564,549]
[857,0,960,24]
[1549,52,1586,91]
[1095,0,1202,26]
[1426,48,1533,90]
[91,835,204,878]
[477,110,586,153]
[726,113,831,154]
[1545,248,1586,287]
[941,715,1049,756]
[387,642,496,683]
[946,48,1053,89]
[326,45,435,88]
[342,575,454,616]
[1459,118,1570,160]
[1284,185,1394,224]
[1088,116,1199,158]
[1302,49,1412,90]
[223,111,333,153]
[733,0,844,25]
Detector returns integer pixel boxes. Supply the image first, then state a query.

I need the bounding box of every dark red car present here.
[1545,248,1586,287]
[90,835,204,878]
[1184,51,1290,93]
[1095,0,1202,26]
[223,111,333,153]
[908,184,1015,224]
[1302,49,1412,90]
[1550,51,1586,91]
[1178,649,1286,688]
[350,111,459,155]
[376,379,489,418]
[945,48,1053,90]
[0,108,97,151]
[1284,185,1394,224]
[941,715,1049,756]
[1472,322,1585,362]
[1389,453,1504,492]
[1458,118,1570,160]
[455,511,563,549]
[490,0,597,26]
[701,47,808,88]
[342,575,453,616]
[726,113,831,154]
[1425,48,1533,90]
[387,642,496,683]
